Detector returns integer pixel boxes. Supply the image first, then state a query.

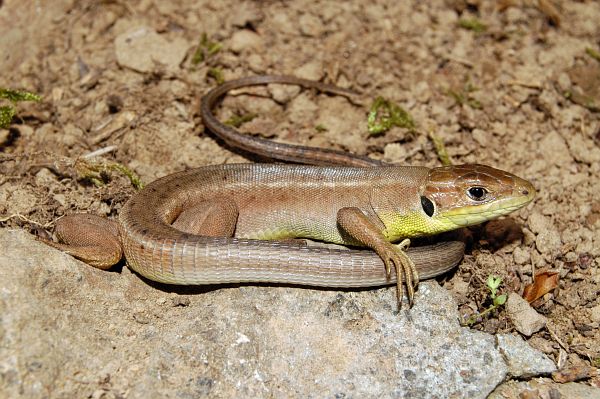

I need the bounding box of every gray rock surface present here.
[0,229,554,398]
[497,334,556,378]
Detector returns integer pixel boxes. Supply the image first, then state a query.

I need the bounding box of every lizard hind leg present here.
[39,214,123,270]
[172,197,238,237]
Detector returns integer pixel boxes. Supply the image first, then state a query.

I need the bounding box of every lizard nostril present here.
[522,189,529,196]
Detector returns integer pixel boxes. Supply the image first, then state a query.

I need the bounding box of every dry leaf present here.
[522,271,559,303]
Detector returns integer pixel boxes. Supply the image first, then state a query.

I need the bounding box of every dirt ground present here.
[1,0,599,395]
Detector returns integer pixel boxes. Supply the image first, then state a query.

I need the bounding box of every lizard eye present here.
[421,196,435,217]
[467,186,487,201]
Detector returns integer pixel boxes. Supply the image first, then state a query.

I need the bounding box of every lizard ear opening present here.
[420,196,435,217]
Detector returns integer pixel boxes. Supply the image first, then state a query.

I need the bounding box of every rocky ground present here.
[1,0,599,398]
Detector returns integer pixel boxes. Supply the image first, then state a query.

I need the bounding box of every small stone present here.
[527,336,555,354]
[564,251,578,263]
[171,296,191,307]
[552,365,597,383]
[247,53,267,74]
[557,382,600,399]
[34,168,57,186]
[52,193,66,207]
[538,131,571,166]
[114,26,188,73]
[535,229,562,256]
[230,3,263,28]
[383,143,408,163]
[590,305,600,323]
[491,121,508,137]
[568,134,600,164]
[298,13,324,37]
[413,81,431,103]
[506,293,547,336]
[294,60,324,81]
[269,84,300,104]
[230,29,263,53]
[528,212,550,235]
[472,129,489,147]
[513,247,531,265]
[556,72,571,92]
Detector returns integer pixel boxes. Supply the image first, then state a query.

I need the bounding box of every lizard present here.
[40,75,536,309]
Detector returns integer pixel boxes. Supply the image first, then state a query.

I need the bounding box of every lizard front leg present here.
[337,207,419,309]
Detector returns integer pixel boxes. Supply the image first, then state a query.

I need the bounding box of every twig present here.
[82,145,118,159]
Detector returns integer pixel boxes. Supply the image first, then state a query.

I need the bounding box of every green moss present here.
[0,106,15,129]
[191,33,222,65]
[0,88,41,128]
[428,131,452,166]
[207,67,225,85]
[458,18,487,34]
[586,47,600,62]
[367,96,416,135]
[224,112,257,128]
[315,124,328,133]
[76,159,144,190]
[445,82,483,109]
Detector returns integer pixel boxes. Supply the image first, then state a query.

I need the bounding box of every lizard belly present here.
[233,187,370,244]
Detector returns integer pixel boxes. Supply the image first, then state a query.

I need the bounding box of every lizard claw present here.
[377,239,420,310]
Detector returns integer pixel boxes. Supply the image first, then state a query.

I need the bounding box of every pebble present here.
[472,129,489,147]
[294,60,324,81]
[528,212,550,235]
[535,229,562,256]
[299,13,324,37]
[114,26,188,73]
[505,293,547,336]
[590,305,600,323]
[513,246,531,265]
[230,29,263,53]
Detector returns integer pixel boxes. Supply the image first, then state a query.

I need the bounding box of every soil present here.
[1,0,599,394]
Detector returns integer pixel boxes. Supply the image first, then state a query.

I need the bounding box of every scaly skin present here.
[41,75,536,310]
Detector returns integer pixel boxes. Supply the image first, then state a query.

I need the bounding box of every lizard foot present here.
[377,239,420,310]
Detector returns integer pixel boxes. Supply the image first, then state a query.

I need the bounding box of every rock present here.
[413,81,432,103]
[294,60,324,81]
[383,142,409,163]
[114,26,188,73]
[590,305,600,323]
[538,130,572,167]
[497,334,556,378]
[298,13,324,37]
[490,379,600,399]
[229,3,263,28]
[556,382,600,399]
[568,134,600,164]
[0,229,557,398]
[472,129,489,147]
[230,29,263,53]
[505,293,547,336]
[513,246,531,265]
[535,229,562,256]
[528,212,550,235]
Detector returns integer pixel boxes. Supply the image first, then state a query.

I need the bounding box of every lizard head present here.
[421,164,536,229]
